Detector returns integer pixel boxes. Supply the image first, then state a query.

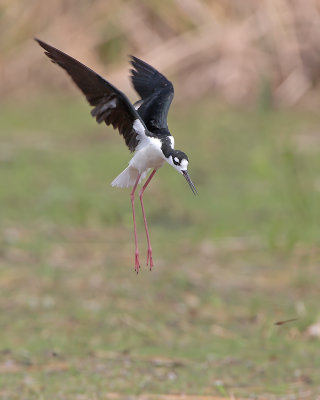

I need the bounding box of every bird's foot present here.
[134,252,140,274]
[147,248,154,270]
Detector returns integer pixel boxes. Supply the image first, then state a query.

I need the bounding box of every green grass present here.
[0,97,320,399]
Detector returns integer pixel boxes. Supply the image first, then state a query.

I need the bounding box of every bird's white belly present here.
[129,143,165,173]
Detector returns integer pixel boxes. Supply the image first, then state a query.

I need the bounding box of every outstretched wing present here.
[130,56,174,132]
[36,39,149,152]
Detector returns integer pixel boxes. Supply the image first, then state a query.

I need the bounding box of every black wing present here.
[130,56,174,132]
[35,39,149,152]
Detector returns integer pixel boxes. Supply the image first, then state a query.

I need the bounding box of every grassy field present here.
[0,97,320,399]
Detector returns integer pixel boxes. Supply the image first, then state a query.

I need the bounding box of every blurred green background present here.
[1,1,320,399]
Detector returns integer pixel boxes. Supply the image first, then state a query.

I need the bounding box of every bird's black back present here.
[130,56,174,133]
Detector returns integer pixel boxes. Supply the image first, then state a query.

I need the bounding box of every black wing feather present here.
[130,56,174,132]
[35,39,148,152]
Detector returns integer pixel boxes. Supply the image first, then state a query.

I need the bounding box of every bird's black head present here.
[166,150,197,195]
[170,150,189,168]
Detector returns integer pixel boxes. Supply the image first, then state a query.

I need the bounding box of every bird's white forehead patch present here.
[181,159,188,170]
[174,157,179,163]
[133,119,145,136]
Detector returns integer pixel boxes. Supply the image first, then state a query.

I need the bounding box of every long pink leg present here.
[131,173,142,273]
[139,169,157,270]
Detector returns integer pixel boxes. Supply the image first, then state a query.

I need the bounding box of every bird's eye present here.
[173,156,180,164]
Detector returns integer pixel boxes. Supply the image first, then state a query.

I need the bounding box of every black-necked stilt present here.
[36,39,197,272]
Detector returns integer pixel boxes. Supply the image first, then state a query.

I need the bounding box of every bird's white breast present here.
[129,137,165,173]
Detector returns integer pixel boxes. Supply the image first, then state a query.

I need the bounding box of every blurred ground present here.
[0,98,320,399]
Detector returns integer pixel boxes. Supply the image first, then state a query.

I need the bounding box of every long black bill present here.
[182,170,198,195]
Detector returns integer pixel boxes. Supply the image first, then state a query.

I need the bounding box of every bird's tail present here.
[111,167,149,188]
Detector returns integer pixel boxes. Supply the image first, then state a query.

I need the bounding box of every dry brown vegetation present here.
[2,0,320,106]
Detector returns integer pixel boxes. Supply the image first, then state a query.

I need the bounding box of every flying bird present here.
[36,39,197,273]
